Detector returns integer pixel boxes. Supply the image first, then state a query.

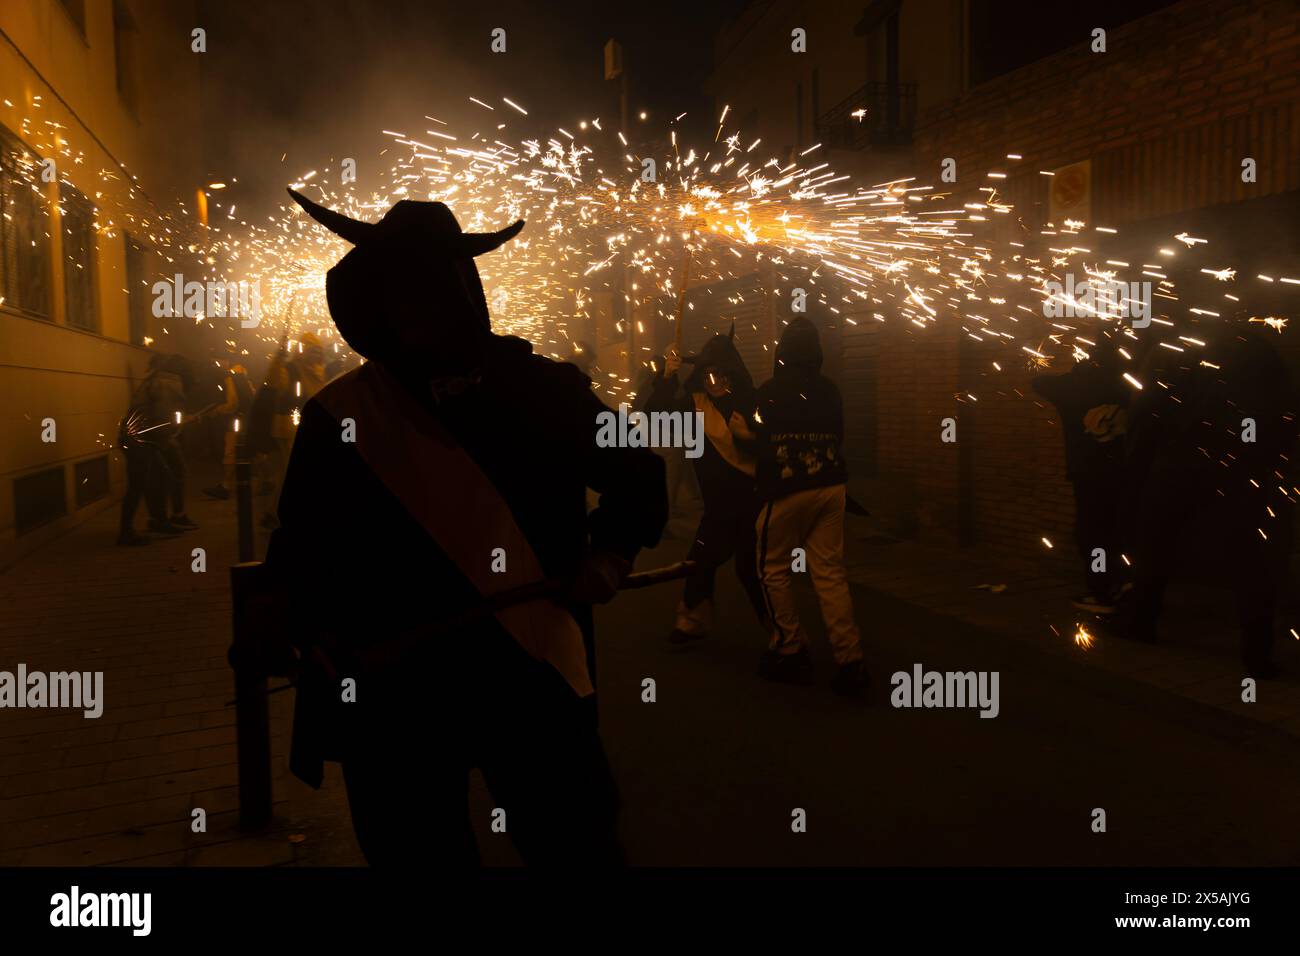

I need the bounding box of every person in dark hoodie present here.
[644,324,769,642]
[116,353,177,544]
[751,318,866,695]
[264,189,666,866]
[1031,333,1130,614]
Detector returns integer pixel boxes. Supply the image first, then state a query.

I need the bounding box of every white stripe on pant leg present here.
[758,494,810,653]
[806,485,863,664]
[756,500,786,648]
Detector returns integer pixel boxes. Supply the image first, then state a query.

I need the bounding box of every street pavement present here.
[2,466,1299,866]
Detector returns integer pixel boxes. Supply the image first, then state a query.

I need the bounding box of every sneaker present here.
[169,514,199,530]
[1070,594,1117,615]
[116,530,152,547]
[202,484,231,500]
[668,627,706,644]
[831,660,869,697]
[758,647,813,684]
[147,519,184,536]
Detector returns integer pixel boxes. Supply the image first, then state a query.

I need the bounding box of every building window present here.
[0,129,52,318]
[125,233,152,344]
[59,0,87,38]
[113,0,138,115]
[60,183,98,331]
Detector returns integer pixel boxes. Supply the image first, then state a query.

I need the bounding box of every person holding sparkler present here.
[116,354,175,545]
[644,324,769,643]
[117,353,201,539]
[202,362,255,501]
[258,332,327,529]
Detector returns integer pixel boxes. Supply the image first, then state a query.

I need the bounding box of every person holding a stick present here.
[644,323,770,643]
[265,190,667,867]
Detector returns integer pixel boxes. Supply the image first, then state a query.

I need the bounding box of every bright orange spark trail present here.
[6,92,1296,600]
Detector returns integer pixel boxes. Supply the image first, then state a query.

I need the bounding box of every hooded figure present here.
[645,322,768,642]
[751,318,865,694]
[264,189,666,866]
[753,317,847,501]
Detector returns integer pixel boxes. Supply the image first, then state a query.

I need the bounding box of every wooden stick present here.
[672,250,691,355]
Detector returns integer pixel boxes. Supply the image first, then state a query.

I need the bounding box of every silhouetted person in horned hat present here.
[266,189,666,866]
[644,324,769,642]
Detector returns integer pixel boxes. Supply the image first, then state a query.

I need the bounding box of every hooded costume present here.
[644,324,768,639]
[751,319,864,687]
[264,189,666,866]
[753,317,848,502]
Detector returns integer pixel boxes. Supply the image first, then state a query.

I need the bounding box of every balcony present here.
[815,81,917,151]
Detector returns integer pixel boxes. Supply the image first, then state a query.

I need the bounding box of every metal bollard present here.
[235,432,255,564]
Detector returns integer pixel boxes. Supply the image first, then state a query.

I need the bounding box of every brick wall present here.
[915,0,1300,224]
[839,0,1300,565]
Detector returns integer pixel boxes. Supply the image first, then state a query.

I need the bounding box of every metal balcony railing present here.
[815,81,917,150]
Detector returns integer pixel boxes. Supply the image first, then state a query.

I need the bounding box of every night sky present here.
[196,0,746,210]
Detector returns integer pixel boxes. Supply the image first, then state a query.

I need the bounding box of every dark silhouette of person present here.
[203,362,255,501]
[118,353,196,539]
[752,318,866,694]
[643,324,768,641]
[1125,320,1296,677]
[116,354,172,545]
[265,189,667,866]
[155,353,199,530]
[1032,334,1130,613]
[635,354,700,539]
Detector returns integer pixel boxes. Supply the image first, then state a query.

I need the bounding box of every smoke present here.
[196,0,739,212]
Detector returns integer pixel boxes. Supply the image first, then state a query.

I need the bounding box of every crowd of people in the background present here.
[119,306,1294,684]
[116,332,351,546]
[633,310,1296,687]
